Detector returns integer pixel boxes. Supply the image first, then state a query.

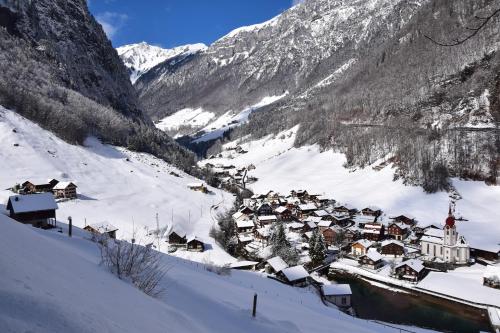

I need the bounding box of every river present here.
[328,271,491,333]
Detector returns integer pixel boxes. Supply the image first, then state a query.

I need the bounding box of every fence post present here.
[252,293,257,317]
[68,216,72,237]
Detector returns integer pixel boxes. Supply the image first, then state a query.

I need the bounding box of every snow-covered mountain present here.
[117,42,207,83]
[135,0,500,188]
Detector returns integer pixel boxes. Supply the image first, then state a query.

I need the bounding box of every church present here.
[420,207,470,265]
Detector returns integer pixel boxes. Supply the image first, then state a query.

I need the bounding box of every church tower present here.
[443,205,457,246]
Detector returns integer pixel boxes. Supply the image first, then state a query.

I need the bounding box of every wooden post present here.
[252,293,257,317]
[68,216,72,237]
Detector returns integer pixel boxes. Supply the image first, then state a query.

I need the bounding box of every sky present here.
[88,0,300,48]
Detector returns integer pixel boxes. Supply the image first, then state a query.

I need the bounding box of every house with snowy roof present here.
[387,222,409,240]
[84,222,118,239]
[274,206,292,221]
[21,179,59,194]
[361,206,382,217]
[236,219,255,233]
[166,226,187,245]
[187,236,205,252]
[380,239,405,256]
[351,239,373,256]
[6,193,58,228]
[394,259,426,282]
[420,208,470,265]
[296,203,317,218]
[358,249,384,270]
[266,256,289,274]
[322,284,352,308]
[277,265,310,287]
[362,222,385,241]
[52,181,78,199]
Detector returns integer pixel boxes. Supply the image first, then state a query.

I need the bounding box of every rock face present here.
[133,0,499,189]
[117,42,207,84]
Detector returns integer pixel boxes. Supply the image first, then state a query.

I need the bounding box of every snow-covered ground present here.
[0,213,441,333]
[155,107,215,134]
[0,107,233,265]
[200,126,500,252]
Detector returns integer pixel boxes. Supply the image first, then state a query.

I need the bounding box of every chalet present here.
[351,239,373,256]
[296,203,317,218]
[187,182,208,193]
[233,211,249,223]
[470,245,500,262]
[237,233,254,245]
[187,236,205,252]
[254,226,272,243]
[291,190,309,199]
[362,223,385,241]
[302,231,314,241]
[21,179,58,194]
[313,195,330,205]
[84,222,118,239]
[318,220,334,232]
[322,284,352,308]
[274,206,292,221]
[345,227,360,243]
[323,226,341,246]
[394,259,426,282]
[331,213,351,227]
[52,181,78,199]
[230,261,259,271]
[334,204,357,215]
[277,265,310,287]
[239,205,254,216]
[265,190,279,200]
[390,214,416,226]
[361,206,382,217]
[303,221,318,232]
[483,265,500,289]
[257,215,277,227]
[387,222,409,240]
[358,249,384,270]
[266,256,289,274]
[167,227,187,245]
[256,203,273,216]
[380,240,405,256]
[236,219,255,233]
[288,222,304,232]
[6,193,58,228]
[312,209,330,219]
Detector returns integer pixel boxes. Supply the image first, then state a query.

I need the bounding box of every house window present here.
[426,244,429,253]
[341,297,347,305]
[440,247,443,255]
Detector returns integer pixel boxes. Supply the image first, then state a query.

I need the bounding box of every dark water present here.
[329,272,491,333]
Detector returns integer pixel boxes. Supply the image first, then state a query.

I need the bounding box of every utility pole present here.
[68,216,72,237]
[156,213,160,251]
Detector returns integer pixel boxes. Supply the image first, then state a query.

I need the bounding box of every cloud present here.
[95,11,128,39]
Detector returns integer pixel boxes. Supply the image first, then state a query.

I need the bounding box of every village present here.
[2,177,500,331]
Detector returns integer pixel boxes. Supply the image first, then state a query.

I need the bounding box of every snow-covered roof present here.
[306,221,317,229]
[236,220,254,229]
[187,235,203,243]
[388,222,409,230]
[258,215,277,222]
[424,228,443,238]
[484,265,500,279]
[381,239,404,248]
[187,182,205,188]
[256,226,272,237]
[318,220,332,227]
[420,235,443,244]
[352,239,373,249]
[238,234,254,242]
[314,210,329,217]
[281,265,309,281]
[52,181,77,190]
[298,203,316,211]
[167,225,187,238]
[232,211,246,221]
[303,216,322,224]
[288,222,303,229]
[322,284,352,296]
[395,259,425,273]
[267,256,288,272]
[362,206,381,211]
[88,221,118,233]
[363,249,383,262]
[8,193,58,213]
[274,206,289,214]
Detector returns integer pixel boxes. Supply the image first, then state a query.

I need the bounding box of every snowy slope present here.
[116,42,207,83]
[0,106,232,264]
[200,127,500,252]
[0,211,439,333]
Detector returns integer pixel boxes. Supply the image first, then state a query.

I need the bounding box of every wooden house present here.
[288,222,304,232]
[334,204,357,215]
[312,209,330,219]
[358,250,384,270]
[394,259,425,282]
[239,206,254,216]
[168,228,187,245]
[237,233,254,245]
[362,223,385,241]
[322,284,352,308]
[6,193,58,228]
[322,226,340,246]
[52,181,78,199]
[345,227,360,243]
[21,179,58,194]
[274,206,292,221]
[380,240,405,256]
[351,239,373,256]
[483,265,500,289]
[254,227,271,244]
[256,203,273,216]
[277,265,310,287]
[236,219,255,233]
[387,222,409,240]
[296,203,317,218]
[266,256,289,274]
[331,214,351,227]
[187,236,205,252]
[303,221,318,232]
[84,222,118,239]
[318,220,334,232]
[390,214,416,226]
[257,215,277,227]
[361,206,382,217]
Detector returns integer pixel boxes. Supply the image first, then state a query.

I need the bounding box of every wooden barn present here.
[394,259,426,282]
[322,284,352,308]
[167,228,187,245]
[84,222,118,239]
[52,181,78,199]
[6,193,58,228]
[380,240,405,256]
[187,236,205,252]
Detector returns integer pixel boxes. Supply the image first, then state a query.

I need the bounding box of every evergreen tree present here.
[309,229,326,266]
[270,222,299,266]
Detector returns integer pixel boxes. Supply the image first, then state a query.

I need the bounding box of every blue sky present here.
[88,0,299,48]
